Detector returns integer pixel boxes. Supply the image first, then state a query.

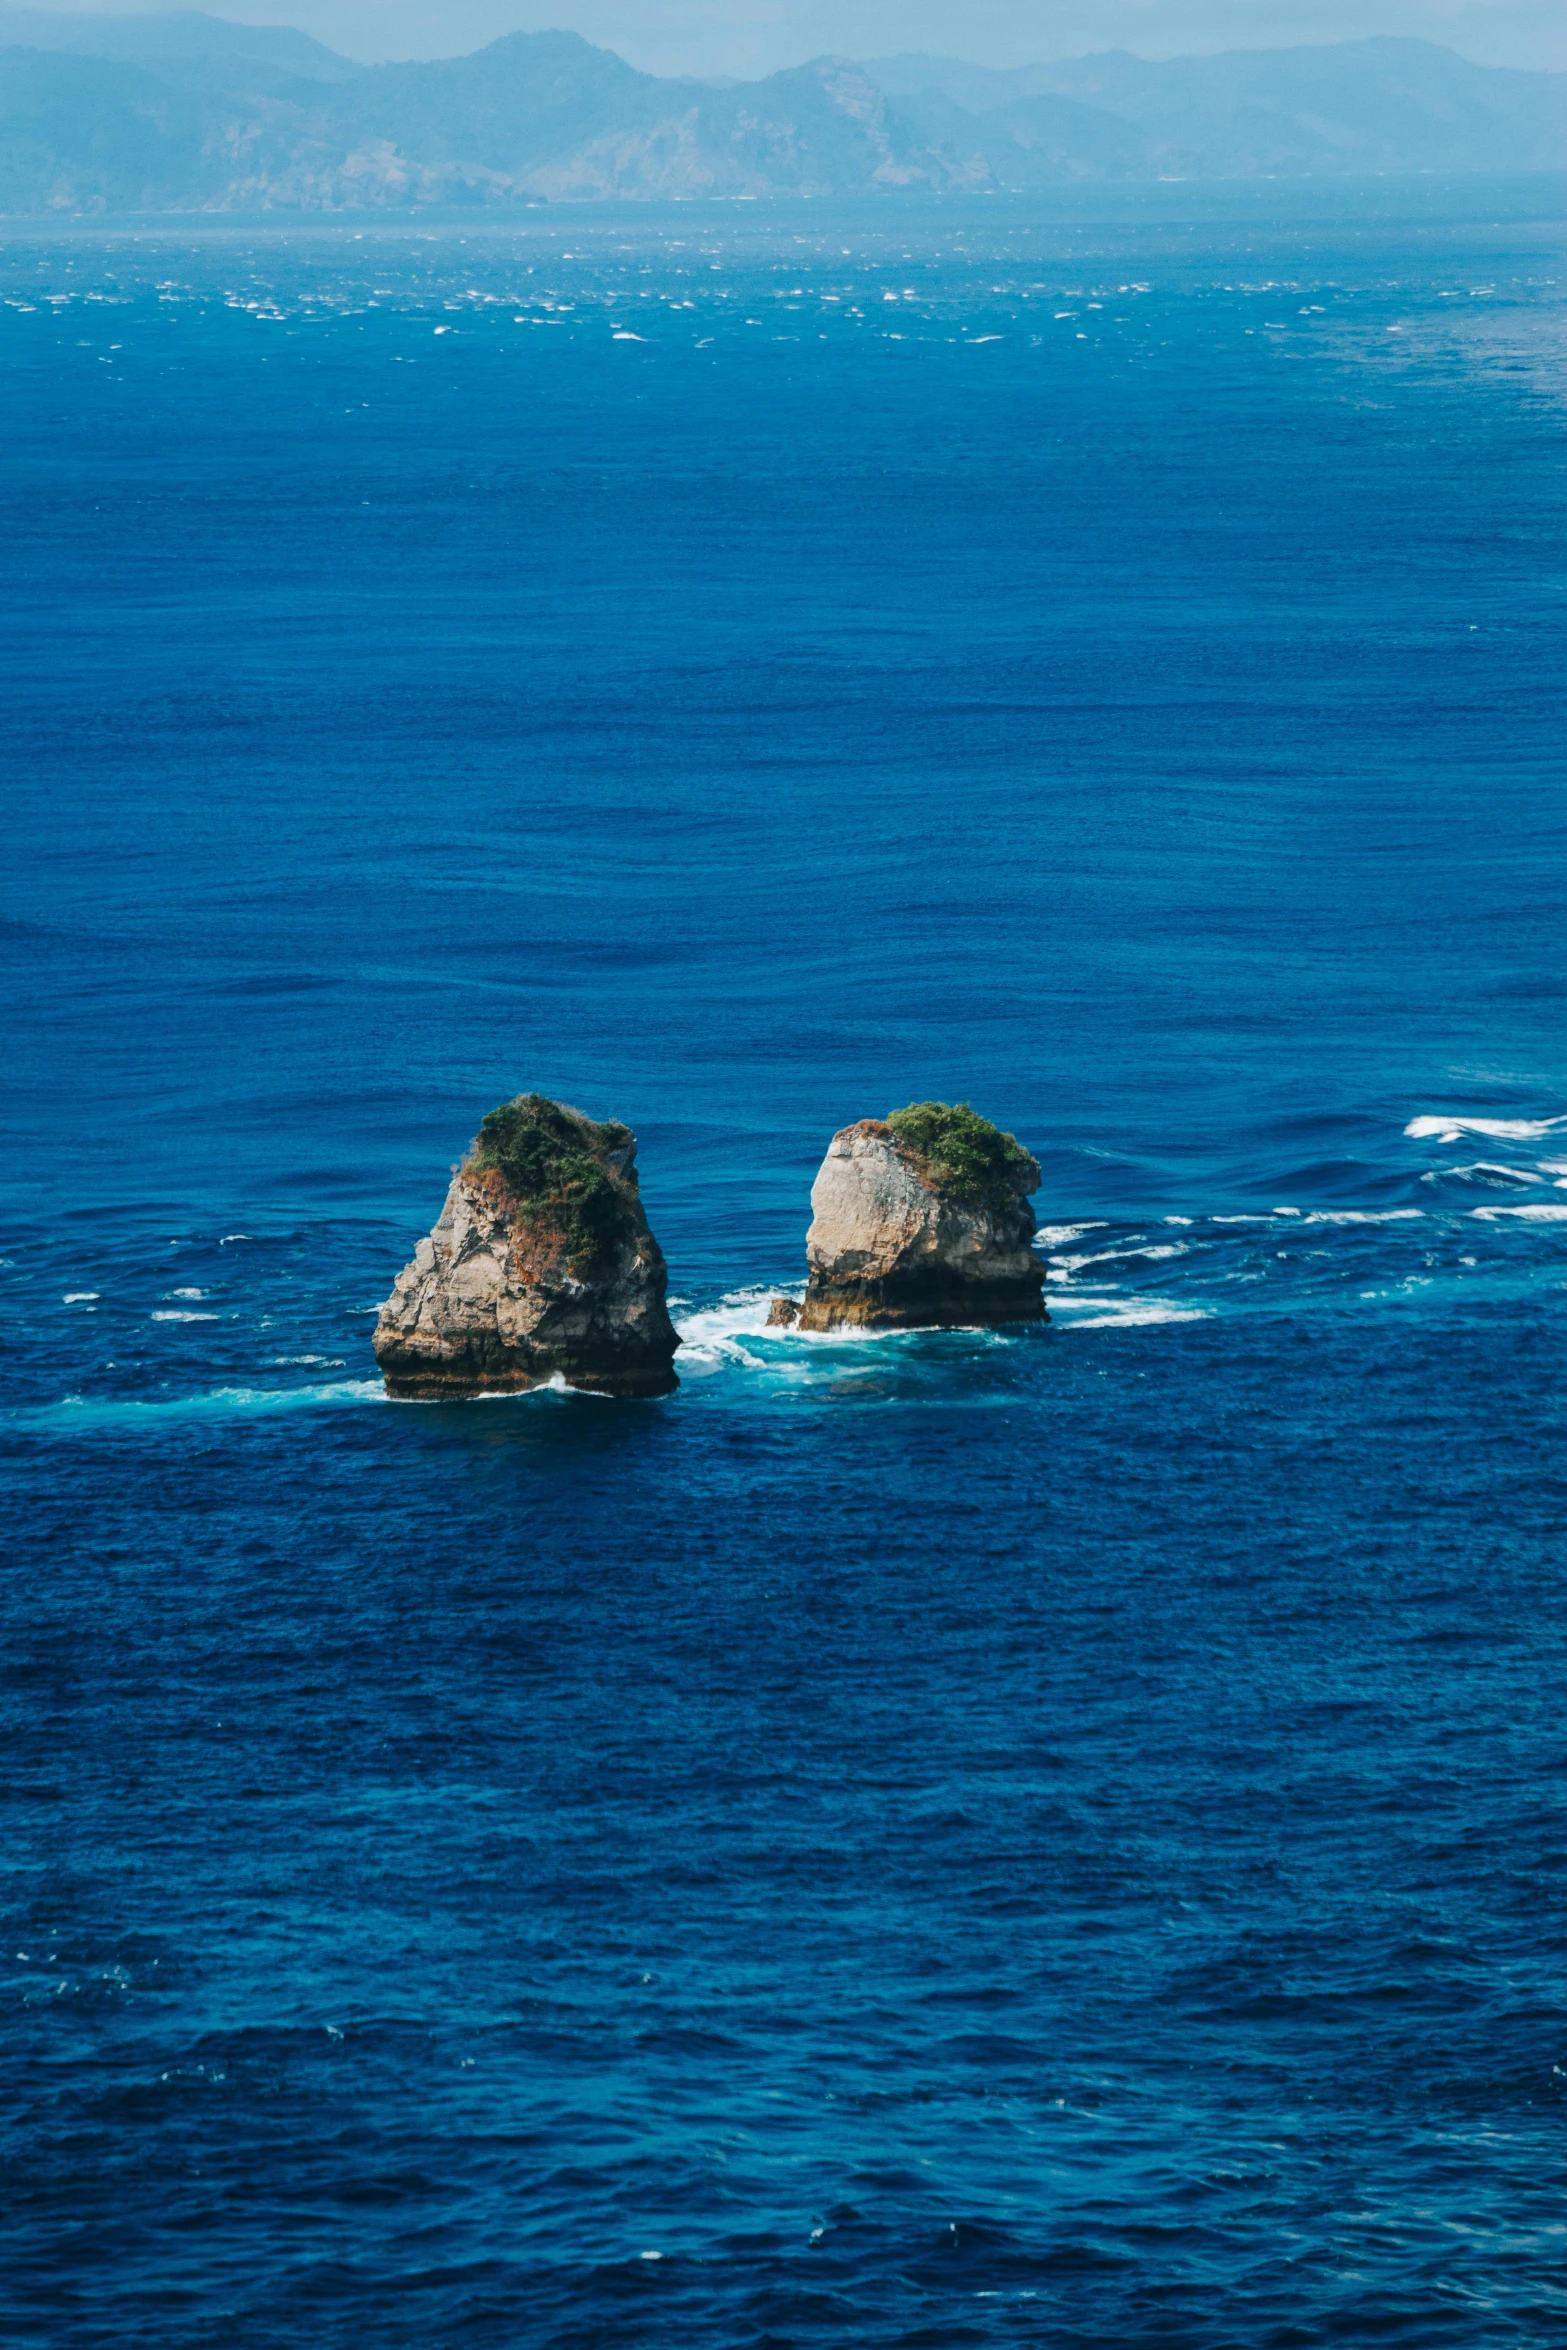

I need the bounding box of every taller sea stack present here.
[373,1095,680,1398]
[772,1101,1047,1332]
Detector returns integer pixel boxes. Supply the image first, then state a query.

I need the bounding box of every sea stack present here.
[770,1101,1047,1332]
[373,1094,680,1398]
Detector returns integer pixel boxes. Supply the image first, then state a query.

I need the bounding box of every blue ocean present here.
[6,182,1567,2345]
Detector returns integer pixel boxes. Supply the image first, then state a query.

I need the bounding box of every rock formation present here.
[373,1094,680,1398]
[769,1101,1047,1332]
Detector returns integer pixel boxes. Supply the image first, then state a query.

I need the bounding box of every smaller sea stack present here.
[373,1094,680,1399]
[771,1101,1047,1332]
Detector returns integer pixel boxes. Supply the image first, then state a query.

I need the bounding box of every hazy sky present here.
[14,0,1567,75]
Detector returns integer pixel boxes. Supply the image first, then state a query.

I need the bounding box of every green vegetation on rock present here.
[469,1094,635,1273]
[886,1100,1036,1207]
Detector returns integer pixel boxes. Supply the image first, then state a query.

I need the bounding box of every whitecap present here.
[1301,1210,1425,1225]
[1434,1161,1539,1185]
[12,1378,384,1432]
[63,1292,99,1303]
[1471,1204,1567,1222]
[1406,1113,1567,1141]
[166,1287,207,1299]
[151,1310,219,1322]
[1048,1294,1209,1328]
[1034,1223,1107,1247]
[1079,1242,1187,1262]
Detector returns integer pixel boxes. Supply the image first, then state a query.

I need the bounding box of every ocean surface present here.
[6,181,1567,2346]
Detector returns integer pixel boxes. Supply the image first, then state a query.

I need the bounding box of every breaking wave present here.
[6,1379,385,1435]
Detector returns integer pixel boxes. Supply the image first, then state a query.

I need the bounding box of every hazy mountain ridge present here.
[865,38,1567,177]
[0,17,1561,210]
[0,7,356,90]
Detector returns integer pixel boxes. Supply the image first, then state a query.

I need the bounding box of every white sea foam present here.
[1443,1162,1539,1184]
[167,1287,207,1299]
[676,1286,778,1342]
[1034,1223,1107,1247]
[463,1372,578,1400]
[14,1378,384,1432]
[1301,1210,1424,1225]
[1048,1293,1209,1328]
[1078,1243,1188,1263]
[386,1373,608,1404]
[151,1310,219,1322]
[1406,1113,1567,1142]
[63,1292,99,1303]
[1471,1204,1567,1222]
[673,1285,1041,1369]
[674,1286,802,1371]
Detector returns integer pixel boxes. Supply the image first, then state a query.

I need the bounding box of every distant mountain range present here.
[0,13,1562,211]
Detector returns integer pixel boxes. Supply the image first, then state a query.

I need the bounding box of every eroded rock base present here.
[784,1273,1048,1332]
[379,1348,681,1401]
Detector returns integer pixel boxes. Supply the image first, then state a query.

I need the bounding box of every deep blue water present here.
[6,185,1567,2346]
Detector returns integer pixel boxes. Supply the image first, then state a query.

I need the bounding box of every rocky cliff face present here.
[771,1104,1047,1331]
[373,1095,679,1398]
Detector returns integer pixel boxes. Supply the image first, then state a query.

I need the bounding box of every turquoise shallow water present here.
[6,186,1567,2346]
